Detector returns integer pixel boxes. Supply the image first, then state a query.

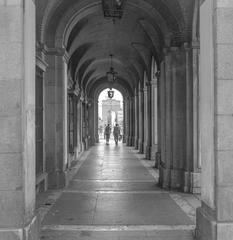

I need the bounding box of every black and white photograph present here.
[0,0,230,239]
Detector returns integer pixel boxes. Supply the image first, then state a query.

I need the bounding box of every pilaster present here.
[0,0,39,239]
[134,91,139,149]
[138,88,144,153]
[150,77,158,161]
[146,82,152,159]
[143,81,148,154]
[197,0,233,239]
[44,47,68,189]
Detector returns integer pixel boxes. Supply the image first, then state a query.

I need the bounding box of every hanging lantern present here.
[108,89,114,99]
[106,54,117,89]
[102,0,125,20]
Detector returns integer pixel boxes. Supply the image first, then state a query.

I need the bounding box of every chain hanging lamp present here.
[102,0,125,21]
[106,54,117,98]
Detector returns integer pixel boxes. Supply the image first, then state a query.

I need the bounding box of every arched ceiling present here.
[36,0,195,98]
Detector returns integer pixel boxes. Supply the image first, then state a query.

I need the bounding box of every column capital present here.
[44,46,70,63]
[151,79,158,87]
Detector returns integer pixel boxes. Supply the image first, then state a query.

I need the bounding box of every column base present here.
[138,140,144,153]
[134,138,139,149]
[196,204,233,240]
[184,171,201,193]
[127,136,134,146]
[196,205,216,240]
[123,135,126,143]
[143,142,147,155]
[146,146,151,160]
[0,216,40,240]
[159,167,183,189]
[154,151,161,168]
[150,144,158,161]
[126,136,130,146]
[159,166,201,193]
[48,170,66,189]
[159,165,170,189]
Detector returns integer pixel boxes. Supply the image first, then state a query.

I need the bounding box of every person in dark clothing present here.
[104,124,111,145]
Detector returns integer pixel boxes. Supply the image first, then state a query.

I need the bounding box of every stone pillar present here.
[159,49,173,188]
[134,91,139,149]
[191,42,201,193]
[44,48,68,189]
[126,97,131,146]
[0,0,39,239]
[151,78,158,161]
[170,47,186,189]
[156,63,164,169]
[143,82,148,154]
[146,82,152,159]
[196,0,233,239]
[123,100,127,143]
[138,88,144,153]
[88,98,95,146]
[77,99,82,153]
[183,43,201,193]
[129,97,135,146]
[94,100,99,143]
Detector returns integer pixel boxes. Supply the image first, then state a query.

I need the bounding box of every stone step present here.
[40,227,195,240]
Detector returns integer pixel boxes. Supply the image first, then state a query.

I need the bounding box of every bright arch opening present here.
[98,88,124,141]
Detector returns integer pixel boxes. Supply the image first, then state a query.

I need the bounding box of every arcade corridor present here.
[1,0,233,239]
[38,140,199,240]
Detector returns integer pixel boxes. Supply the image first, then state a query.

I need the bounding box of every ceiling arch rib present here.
[76,58,96,84]
[40,0,190,100]
[67,42,93,80]
[79,58,133,86]
[88,77,133,99]
[94,82,129,102]
[66,18,89,52]
[42,0,185,48]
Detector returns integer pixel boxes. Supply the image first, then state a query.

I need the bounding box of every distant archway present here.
[98,88,124,141]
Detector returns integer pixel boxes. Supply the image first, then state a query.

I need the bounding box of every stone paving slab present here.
[40,142,198,240]
[40,229,194,240]
[42,192,193,226]
[67,181,160,192]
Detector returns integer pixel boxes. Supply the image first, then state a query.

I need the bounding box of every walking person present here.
[113,124,120,145]
[104,124,111,145]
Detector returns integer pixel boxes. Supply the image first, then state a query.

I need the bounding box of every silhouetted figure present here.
[104,124,111,145]
[113,124,120,145]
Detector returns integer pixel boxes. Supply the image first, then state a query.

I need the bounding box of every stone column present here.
[138,88,144,153]
[0,0,39,239]
[191,42,201,193]
[151,78,158,162]
[143,82,148,154]
[129,97,135,146]
[170,47,186,189]
[77,99,82,153]
[134,91,139,149]
[183,43,201,193]
[94,100,99,143]
[126,97,131,146]
[88,98,95,146]
[196,0,233,239]
[159,49,173,188]
[146,82,152,159]
[123,100,127,143]
[156,63,164,169]
[44,48,68,189]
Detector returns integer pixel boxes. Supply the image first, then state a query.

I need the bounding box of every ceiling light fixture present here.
[102,0,125,22]
[106,54,117,99]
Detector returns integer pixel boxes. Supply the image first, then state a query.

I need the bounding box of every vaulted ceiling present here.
[36,0,196,97]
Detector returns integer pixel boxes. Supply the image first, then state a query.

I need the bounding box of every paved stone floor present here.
[38,140,200,240]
